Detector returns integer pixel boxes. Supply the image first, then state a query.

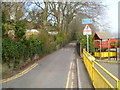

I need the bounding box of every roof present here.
[26,29,39,33]
[48,31,58,35]
[92,31,112,40]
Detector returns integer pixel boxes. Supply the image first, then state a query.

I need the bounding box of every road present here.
[2,42,76,88]
[2,41,94,89]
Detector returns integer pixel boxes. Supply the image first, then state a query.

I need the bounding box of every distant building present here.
[48,31,58,35]
[25,29,40,37]
[26,29,39,33]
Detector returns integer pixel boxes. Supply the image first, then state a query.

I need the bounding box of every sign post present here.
[87,35,89,52]
[82,24,92,52]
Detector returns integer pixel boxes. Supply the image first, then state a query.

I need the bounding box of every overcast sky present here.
[104,0,119,35]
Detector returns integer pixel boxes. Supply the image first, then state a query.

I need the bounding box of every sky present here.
[103,0,119,36]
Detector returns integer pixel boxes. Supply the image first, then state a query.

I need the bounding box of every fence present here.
[83,49,120,89]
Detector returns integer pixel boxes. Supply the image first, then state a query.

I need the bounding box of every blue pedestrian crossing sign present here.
[82,19,92,24]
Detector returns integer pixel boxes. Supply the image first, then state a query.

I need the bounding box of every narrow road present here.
[2,41,94,89]
[2,42,76,88]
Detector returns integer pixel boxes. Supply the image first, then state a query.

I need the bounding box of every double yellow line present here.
[0,63,38,83]
[66,61,73,88]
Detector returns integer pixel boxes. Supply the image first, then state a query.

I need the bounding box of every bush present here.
[14,20,26,40]
[2,38,43,69]
[77,34,95,53]
[2,38,22,68]
[2,30,72,70]
[2,15,74,71]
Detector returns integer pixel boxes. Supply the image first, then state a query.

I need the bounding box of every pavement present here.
[2,41,93,89]
[96,62,120,87]
[97,62,120,79]
[74,50,94,88]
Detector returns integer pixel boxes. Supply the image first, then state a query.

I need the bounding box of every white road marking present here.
[77,59,82,88]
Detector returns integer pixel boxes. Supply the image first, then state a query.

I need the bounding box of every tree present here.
[68,2,107,36]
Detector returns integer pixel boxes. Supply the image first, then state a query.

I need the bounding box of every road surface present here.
[2,41,93,88]
[2,42,75,88]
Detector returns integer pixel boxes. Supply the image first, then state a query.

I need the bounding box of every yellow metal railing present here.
[83,49,120,89]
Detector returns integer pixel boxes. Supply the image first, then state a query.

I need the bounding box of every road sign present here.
[82,19,92,24]
[83,24,92,35]
[83,24,92,52]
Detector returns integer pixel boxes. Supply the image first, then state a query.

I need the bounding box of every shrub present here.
[14,20,26,40]
[2,30,72,70]
[2,38,43,69]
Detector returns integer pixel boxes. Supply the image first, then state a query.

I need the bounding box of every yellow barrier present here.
[83,49,120,89]
[94,52,117,57]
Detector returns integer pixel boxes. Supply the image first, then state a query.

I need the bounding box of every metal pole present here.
[87,35,89,52]
[108,39,110,60]
[116,48,117,60]
[79,44,81,57]
[100,40,101,60]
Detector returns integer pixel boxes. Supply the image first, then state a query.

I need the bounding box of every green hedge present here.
[2,16,73,71]
[2,38,43,68]
[2,31,72,69]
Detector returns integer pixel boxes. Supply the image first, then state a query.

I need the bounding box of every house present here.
[25,29,40,37]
